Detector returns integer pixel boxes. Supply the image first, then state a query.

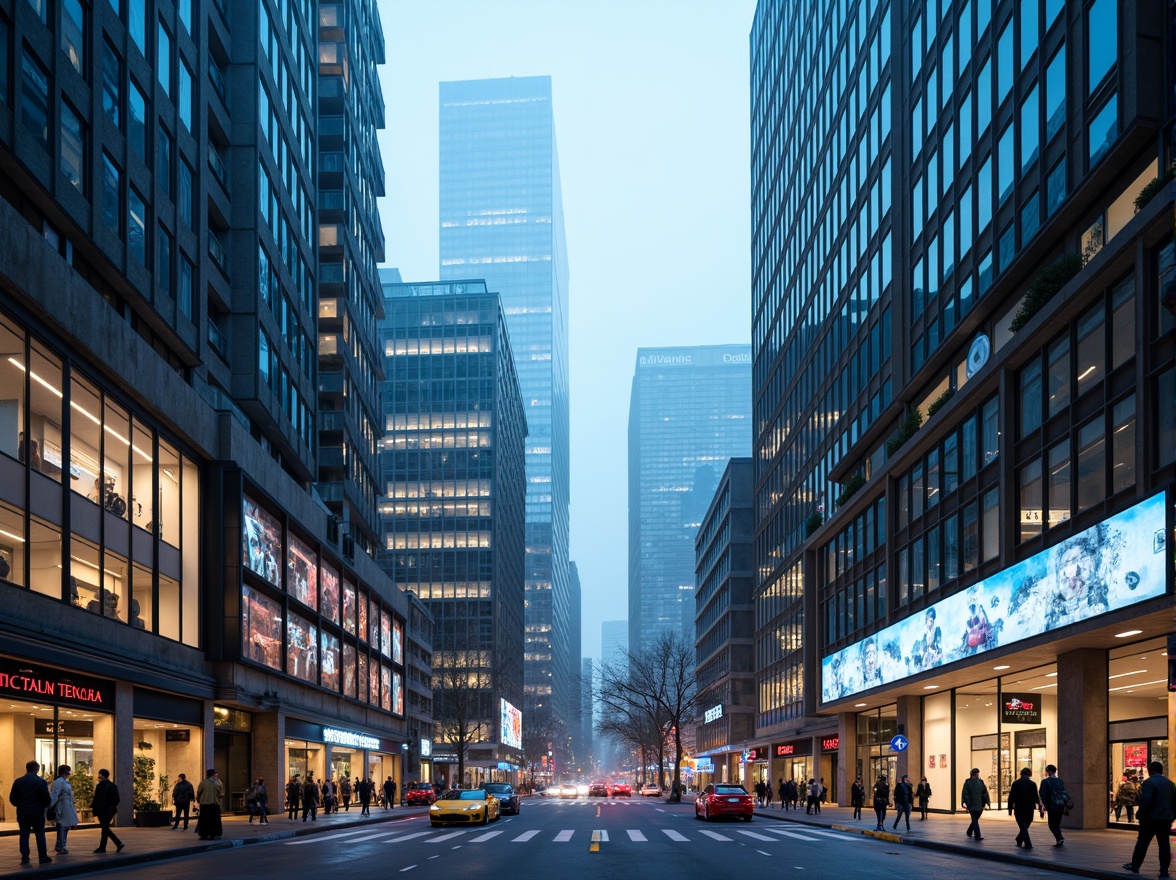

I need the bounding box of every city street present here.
[61,799,1077,880]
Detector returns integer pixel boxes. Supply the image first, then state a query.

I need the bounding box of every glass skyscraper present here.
[628,345,752,654]
[438,76,573,756]
[752,0,1174,816]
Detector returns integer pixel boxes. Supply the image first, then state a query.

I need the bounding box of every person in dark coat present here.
[961,767,991,840]
[872,775,891,831]
[1123,760,1176,875]
[777,779,787,811]
[285,775,301,819]
[8,759,52,865]
[1007,767,1041,848]
[850,776,865,820]
[915,776,933,820]
[340,776,352,811]
[892,773,914,831]
[195,768,225,840]
[171,773,195,829]
[90,768,124,853]
[301,775,319,822]
[754,780,765,807]
[1038,764,1068,846]
[357,776,373,816]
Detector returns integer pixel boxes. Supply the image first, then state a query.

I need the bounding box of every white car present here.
[558,782,579,798]
[639,784,662,797]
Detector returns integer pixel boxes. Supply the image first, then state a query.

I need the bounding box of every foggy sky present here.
[377,0,756,661]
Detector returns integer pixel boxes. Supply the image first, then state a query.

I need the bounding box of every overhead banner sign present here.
[1001,693,1042,724]
[821,492,1169,703]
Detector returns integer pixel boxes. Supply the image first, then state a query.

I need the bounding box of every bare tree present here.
[431,650,494,787]
[522,693,559,790]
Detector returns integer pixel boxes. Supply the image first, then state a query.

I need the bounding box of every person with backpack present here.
[285,775,301,820]
[872,774,891,831]
[1038,763,1069,846]
[1115,774,1140,823]
[340,776,353,811]
[1122,760,1176,876]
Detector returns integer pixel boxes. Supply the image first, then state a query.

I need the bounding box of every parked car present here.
[405,781,437,806]
[639,783,662,797]
[588,780,611,797]
[694,783,753,822]
[484,782,521,815]
[611,782,633,797]
[429,788,501,826]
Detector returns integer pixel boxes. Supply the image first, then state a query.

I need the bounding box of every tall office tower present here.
[0,0,414,825]
[599,619,628,771]
[438,76,573,760]
[378,277,528,784]
[627,345,752,654]
[752,0,1174,812]
[316,0,386,558]
[580,655,595,775]
[568,560,582,767]
[693,459,755,784]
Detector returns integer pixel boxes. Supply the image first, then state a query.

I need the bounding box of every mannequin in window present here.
[130,599,146,629]
[18,433,42,472]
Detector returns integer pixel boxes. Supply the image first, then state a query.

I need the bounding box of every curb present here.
[0,813,417,880]
[756,812,1131,880]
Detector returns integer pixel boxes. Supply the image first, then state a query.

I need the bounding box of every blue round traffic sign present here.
[889,734,909,752]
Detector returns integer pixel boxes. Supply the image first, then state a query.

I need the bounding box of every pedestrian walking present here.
[1122,760,1176,876]
[390,778,398,809]
[195,768,225,840]
[1007,767,1041,849]
[301,775,320,822]
[892,773,914,831]
[872,775,890,831]
[321,777,335,814]
[285,774,302,819]
[8,759,52,865]
[1038,764,1069,846]
[850,776,865,820]
[960,767,991,840]
[357,776,373,816]
[171,773,195,829]
[811,778,824,814]
[755,780,766,807]
[382,776,394,809]
[90,768,125,853]
[915,776,932,820]
[777,779,787,811]
[340,775,352,811]
[49,764,79,854]
[789,778,800,810]
[246,777,268,824]
[764,778,774,808]
[1115,774,1139,823]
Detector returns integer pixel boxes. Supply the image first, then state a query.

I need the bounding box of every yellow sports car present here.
[429,788,501,826]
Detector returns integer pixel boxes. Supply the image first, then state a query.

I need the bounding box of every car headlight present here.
[429,805,440,811]
[463,804,482,812]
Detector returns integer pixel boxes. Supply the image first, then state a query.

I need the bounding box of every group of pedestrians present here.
[7,760,125,865]
[285,773,383,820]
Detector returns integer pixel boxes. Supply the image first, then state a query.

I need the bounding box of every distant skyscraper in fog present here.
[628,345,752,654]
[438,76,573,757]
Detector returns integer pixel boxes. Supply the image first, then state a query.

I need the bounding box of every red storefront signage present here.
[821,736,840,751]
[0,660,111,708]
[776,743,795,756]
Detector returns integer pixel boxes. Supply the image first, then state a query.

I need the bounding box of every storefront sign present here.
[323,727,380,750]
[776,743,795,756]
[775,739,813,757]
[696,757,714,772]
[36,720,94,737]
[742,748,763,762]
[500,699,523,750]
[165,729,191,742]
[1123,744,1147,768]
[432,752,458,763]
[704,703,724,723]
[0,660,111,708]
[821,737,840,752]
[1000,693,1041,724]
[420,737,432,758]
[820,493,1168,703]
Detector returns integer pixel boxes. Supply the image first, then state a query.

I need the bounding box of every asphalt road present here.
[84,797,1073,880]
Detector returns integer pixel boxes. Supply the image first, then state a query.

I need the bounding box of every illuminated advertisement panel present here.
[500,698,523,750]
[287,533,318,609]
[243,497,282,585]
[821,492,1169,703]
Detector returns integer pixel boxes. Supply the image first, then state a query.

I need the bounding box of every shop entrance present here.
[213,731,251,813]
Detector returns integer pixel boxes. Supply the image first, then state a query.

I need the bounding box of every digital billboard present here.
[500,698,523,750]
[821,492,1169,703]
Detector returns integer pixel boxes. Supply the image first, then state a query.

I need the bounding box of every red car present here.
[405,782,437,806]
[611,782,632,797]
[695,783,753,821]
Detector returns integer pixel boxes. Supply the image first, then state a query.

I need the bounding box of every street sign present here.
[889,734,909,752]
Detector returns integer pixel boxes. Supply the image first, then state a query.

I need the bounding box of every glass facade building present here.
[377,277,528,784]
[751,0,1174,827]
[438,76,573,757]
[0,0,414,824]
[628,345,752,654]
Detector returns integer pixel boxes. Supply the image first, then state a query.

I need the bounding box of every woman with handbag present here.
[48,765,79,854]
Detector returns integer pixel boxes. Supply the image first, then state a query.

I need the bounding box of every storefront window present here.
[133,719,202,811]
[1107,637,1169,826]
[856,705,898,785]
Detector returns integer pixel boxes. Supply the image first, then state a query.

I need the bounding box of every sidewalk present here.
[0,805,430,879]
[753,802,1160,879]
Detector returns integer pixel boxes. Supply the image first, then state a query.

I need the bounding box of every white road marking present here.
[761,828,821,841]
[386,831,432,843]
[340,832,403,842]
[512,830,540,842]
[595,830,610,842]
[399,867,416,873]
[661,829,689,841]
[468,830,504,842]
[626,830,647,841]
[736,829,777,842]
[425,831,467,843]
[286,828,388,845]
[758,850,772,856]
[699,830,732,841]
[554,830,574,842]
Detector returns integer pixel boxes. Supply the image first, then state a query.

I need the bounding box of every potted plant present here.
[133,753,173,827]
[70,762,95,823]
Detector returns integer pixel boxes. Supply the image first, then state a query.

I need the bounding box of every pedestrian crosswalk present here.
[283,825,863,848]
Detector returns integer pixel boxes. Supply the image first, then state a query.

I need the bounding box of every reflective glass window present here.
[179,159,193,228]
[128,188,147,265]
[1019,357,1042,438]
[981,487,1000,561]
[1020,85,1039,172]
[977,58,992,134]
[1111,276,1134,369]
[29,343,62,483]
[129,80,148,162]
[1047,157,1066,213]
[61,0,84,73]
[1087,0,1117,93]
[158,128,172,200]
[999,222,1015,272]
[1088,94,1118,165]
[1111,395,1135,493]
[60,101,85,194]
[1046,45,1065,141]
[178,59,192,130]
[1022,190,1041,241]
[962,500,978,572]
[1076,418,1105,510]
[960,0,972,54]
[129,1,146,54]
[1047,335,1070,417]
[158,226,172,299]
[1076,303,1105,396]
[1018,457,1042,542]
[102,41,120,127]
[157,21,171,96]
[981,397,999,465]
[912,14,923,83]
[20,51,49,150]
[0,16,8,106]
[1047,441,1071,527]
[102,153,120,233]
[179,254,194,319]
[1020,0,1037,70]
[960,185,973,257]
[978,156,992,231]
[998,124,1014,204]
[997,24,1013,104]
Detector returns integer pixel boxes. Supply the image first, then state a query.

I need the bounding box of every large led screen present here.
[287,533,318,610]
[500,699,523,750]
[242,585,282,671]
[821,492,1169,703]
[243,497,281,584]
